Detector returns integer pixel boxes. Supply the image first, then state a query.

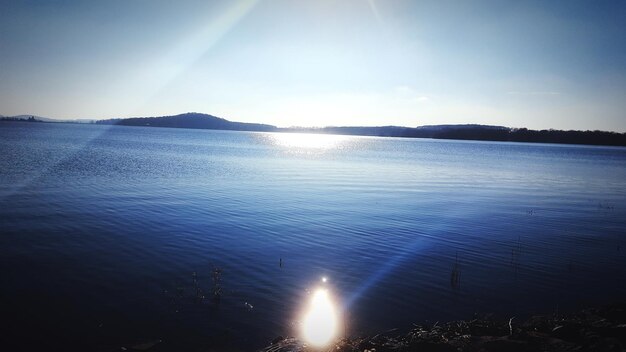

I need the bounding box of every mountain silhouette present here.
[4,112,624,146]
[96,112,277,132]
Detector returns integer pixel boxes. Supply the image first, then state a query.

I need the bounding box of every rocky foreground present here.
[261,304,626,352]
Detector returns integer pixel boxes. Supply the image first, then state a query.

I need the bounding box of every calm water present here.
[1,122,625,351]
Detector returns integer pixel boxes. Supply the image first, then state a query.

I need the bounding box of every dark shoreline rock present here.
[261,304,626,352]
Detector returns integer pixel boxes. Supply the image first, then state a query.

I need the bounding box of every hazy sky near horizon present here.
[1,0,625,131]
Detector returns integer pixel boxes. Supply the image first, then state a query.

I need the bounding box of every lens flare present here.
[301,288,338,347]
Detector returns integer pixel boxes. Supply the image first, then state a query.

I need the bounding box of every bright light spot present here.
[322,277,327,283]
[301,288,339,347]
[270,133,348,150]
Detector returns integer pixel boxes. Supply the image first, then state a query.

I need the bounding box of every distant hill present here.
[285,124,626,147]
[96,112,277,132]
[4,112,625,146]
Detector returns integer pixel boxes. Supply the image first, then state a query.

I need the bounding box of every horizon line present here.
[2,111,625,134]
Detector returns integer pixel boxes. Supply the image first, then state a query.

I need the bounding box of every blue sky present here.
[1,0,625,131]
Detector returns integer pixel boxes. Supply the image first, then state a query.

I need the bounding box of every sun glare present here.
[301,288,339,347]
[271,132,348,150]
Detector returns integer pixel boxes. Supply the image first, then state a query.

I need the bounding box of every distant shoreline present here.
[3,113,626,147]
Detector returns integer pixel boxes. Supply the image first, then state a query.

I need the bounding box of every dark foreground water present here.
[1,122,625,351]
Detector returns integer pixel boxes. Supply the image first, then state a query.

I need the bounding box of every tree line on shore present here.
[4,112,625,146]
[97,113,626,147]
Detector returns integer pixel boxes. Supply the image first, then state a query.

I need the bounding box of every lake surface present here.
[1,121,625,351]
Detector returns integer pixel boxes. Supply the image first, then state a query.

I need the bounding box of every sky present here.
[0,0,625,131]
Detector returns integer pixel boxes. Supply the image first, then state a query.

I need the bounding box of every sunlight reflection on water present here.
[301,285,340,348]
[270,132,350,150]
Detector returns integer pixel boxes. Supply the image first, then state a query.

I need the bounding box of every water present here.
[1,121,625,351]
